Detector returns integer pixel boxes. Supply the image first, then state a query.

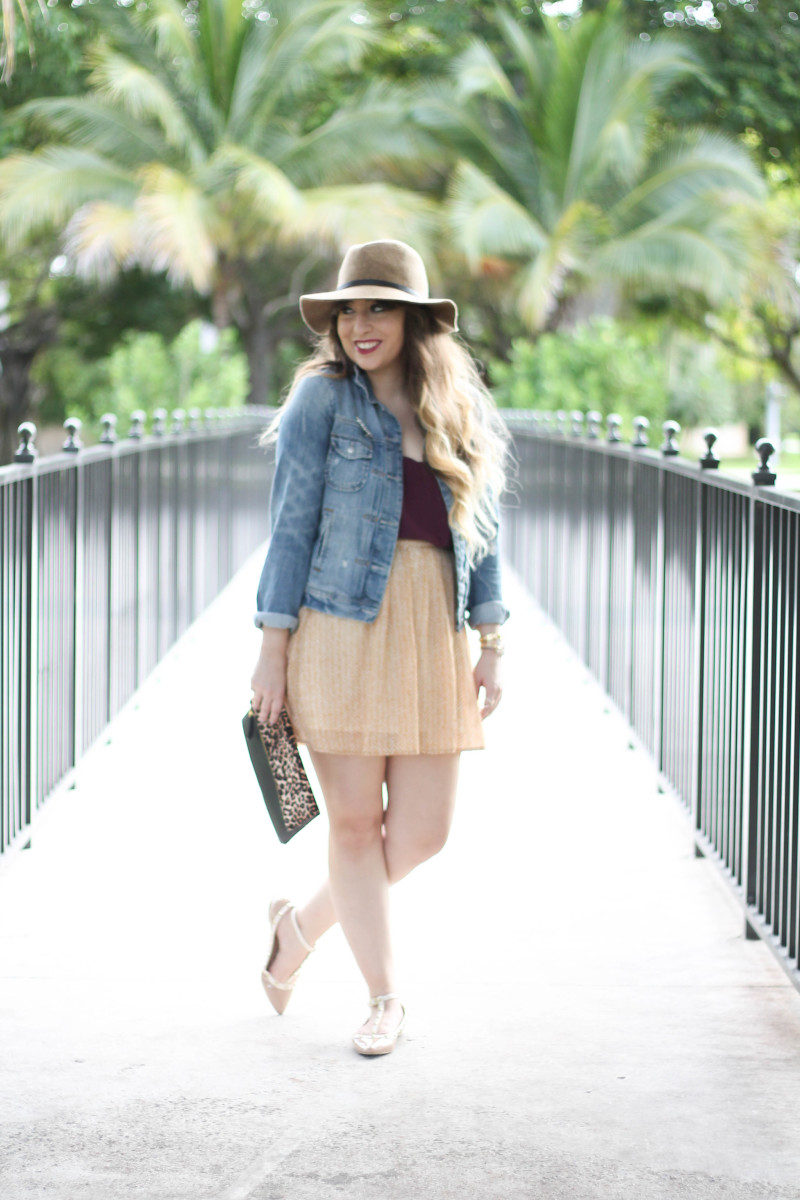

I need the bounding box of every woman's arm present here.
[472,621,503,720]
[251,376,333,726]
[466,492,510,630]
[251,626,291,726]
[254,376,334,632]
[467,492,508,719]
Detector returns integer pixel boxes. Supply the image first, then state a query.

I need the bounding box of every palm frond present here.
[412,81,530,209]
[10,95,172,169]
[0,147,135,249]
[63,200,137,282]
[86,42,205,164]
[493,7,551,110]
[610,129,766,230]
[453,38,518,108]
[211,144,301,226]
[515,246,571,331]
[231,0,371,136]
[133,163,216,290]
[276,81,430,187]
[276,182,440,258]
[448,160,547,270]
[87,8,221,153]
[592,225,746,305]
[141,0,199,63]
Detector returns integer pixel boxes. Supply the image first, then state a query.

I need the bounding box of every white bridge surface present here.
[1,544,799,1200]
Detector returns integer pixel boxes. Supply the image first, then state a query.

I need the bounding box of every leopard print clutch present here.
[242,705,320,843]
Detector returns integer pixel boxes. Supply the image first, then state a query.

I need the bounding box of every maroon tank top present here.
[397,456,453,549]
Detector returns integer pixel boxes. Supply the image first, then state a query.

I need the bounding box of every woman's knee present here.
[385,823,450,881]
[414,824,450,862]
[329,810,384,854]
[309,750,386,855]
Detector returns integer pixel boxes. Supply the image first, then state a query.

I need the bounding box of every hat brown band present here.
[341,278,421,297]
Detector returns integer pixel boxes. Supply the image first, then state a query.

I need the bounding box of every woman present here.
[250,239,511,1057]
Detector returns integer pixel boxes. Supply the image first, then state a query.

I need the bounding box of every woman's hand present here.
[251,628,291,726]
[473,649,503,720]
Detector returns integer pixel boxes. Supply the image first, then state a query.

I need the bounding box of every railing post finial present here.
[171,408,186,436]
[62,417,83,454]
[99,413,117,444]
[606,413,622,443]
[129,410,146,440]
[661,420,681,457]
[586,411,601,440]
[700,429,720,470]
[632,416,650,448]
[152,408,167,437]
[14,421,38,463]
[188,407,201,433]
[570,410,584,438]
[555,410,567,437]
[752,438,777,486]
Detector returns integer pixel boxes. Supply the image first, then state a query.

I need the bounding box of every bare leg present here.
[310,748,394,996]
[266,751,461,1035]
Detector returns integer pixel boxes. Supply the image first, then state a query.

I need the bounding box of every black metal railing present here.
[499,411,800,990]
[0,407,271,858]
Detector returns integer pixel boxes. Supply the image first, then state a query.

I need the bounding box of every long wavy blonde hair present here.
[258,304,514,567]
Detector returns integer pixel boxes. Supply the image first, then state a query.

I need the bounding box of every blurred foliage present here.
[487,316,764,434]
[45,265,202,362]
[2,0,800,436]
[0,0,439,414]
[361,0,540,81]
[31,318,248,441]
[413,3,765,341]
[0,3,89,149]
[587,0,800,182]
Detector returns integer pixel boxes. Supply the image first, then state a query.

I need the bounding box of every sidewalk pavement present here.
[1,543,799,1200]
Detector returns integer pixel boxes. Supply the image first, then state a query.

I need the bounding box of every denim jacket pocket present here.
[324,429,373,492]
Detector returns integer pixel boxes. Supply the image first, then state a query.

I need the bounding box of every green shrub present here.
[32,319,249,442]
[488,317,738,436]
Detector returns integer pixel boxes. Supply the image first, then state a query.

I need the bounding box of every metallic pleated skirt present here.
[285,539,485,755]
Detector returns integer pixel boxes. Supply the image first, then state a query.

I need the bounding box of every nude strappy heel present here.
[261,898,316,1015]
[351,992,406,1056]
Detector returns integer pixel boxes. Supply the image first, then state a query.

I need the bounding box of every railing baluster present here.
[0,408,272,859]
[499,409,800,992]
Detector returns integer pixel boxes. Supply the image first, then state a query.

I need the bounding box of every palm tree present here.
[415,2,767,335]
[0,0,436,401]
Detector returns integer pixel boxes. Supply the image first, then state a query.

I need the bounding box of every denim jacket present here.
[254,364,510,634]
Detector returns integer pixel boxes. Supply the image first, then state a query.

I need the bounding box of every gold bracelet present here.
[479,633,504,656]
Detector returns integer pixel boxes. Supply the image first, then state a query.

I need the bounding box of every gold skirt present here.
[285,539,485,755]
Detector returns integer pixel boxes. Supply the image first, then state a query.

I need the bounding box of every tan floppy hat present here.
[299,240,458,334]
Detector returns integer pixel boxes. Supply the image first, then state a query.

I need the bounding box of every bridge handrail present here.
[498,409,800,992]
[0,407,275,859]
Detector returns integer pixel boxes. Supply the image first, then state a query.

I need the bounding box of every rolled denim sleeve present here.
[466,493,510,630]
[254,376,334,632]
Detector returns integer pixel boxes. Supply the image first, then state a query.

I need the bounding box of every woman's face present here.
[336,299,406,375]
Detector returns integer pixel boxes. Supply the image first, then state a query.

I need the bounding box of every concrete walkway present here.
[1,544,799,1200]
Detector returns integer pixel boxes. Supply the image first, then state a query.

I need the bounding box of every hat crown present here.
[336,240,430,299]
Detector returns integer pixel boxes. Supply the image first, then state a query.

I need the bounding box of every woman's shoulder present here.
[287,369,342,405]
[281,371,349,429]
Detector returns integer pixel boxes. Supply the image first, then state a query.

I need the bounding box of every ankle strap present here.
[289,905,316,954]
[368,992,399,1005]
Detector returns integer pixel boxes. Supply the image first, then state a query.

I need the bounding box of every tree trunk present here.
[238,286,294,408]
[241,312,279,407]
